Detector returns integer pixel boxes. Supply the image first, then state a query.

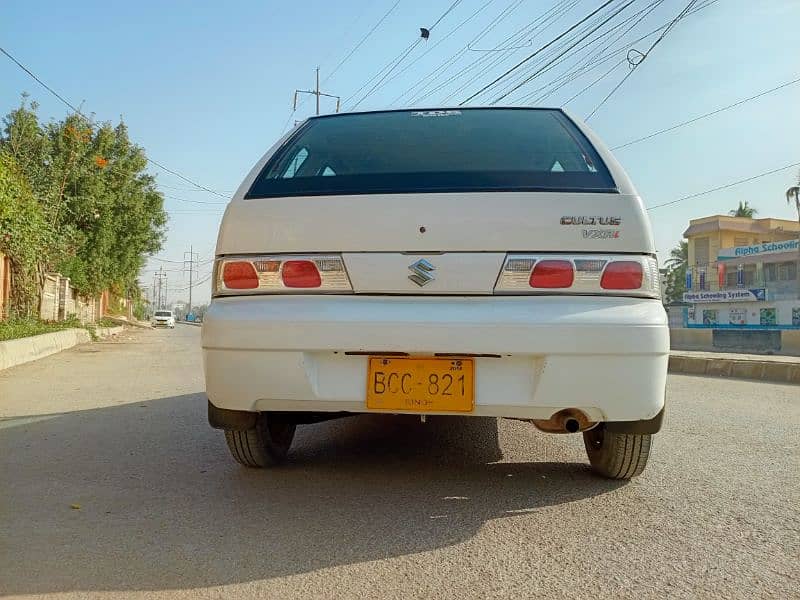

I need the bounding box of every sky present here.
[2,0,799,305]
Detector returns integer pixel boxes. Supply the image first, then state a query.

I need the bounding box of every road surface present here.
[1,326,797,599]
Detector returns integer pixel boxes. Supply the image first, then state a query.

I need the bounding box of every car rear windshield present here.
[246,108,615,198]
[155,311,171,317]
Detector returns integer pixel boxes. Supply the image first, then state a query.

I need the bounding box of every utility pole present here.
[184,246,199,316]
[154,267,168,310]
[294,67,341,116]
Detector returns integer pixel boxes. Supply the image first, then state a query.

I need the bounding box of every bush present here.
[0,316,86,342]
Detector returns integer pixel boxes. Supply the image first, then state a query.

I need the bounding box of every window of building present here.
[694,237,710,265]
[764,261,798,282]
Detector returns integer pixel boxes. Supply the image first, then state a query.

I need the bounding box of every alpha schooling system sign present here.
[683,288,766,303]
[718,239,799,260]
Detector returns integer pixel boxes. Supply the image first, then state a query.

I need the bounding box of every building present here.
[681,215,799,332]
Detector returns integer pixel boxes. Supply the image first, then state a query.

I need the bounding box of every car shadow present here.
[0,393,625,595]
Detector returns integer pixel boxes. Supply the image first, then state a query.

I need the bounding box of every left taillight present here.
[213,255,352,296]
[222,261,259,289]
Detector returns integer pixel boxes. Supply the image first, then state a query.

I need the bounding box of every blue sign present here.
[186,313,195,322]
[682,288,766,303]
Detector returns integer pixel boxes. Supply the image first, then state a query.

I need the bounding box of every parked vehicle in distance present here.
[152,310,175,329]
[203,108,669,478]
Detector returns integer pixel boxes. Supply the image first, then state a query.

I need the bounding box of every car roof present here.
[303,106,565,123]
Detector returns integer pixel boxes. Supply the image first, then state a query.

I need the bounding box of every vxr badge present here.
[408,258,436,287]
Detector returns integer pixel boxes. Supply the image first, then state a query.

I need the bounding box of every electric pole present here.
[154,267,168,310]
[294,67,341,116]
[184,246,199,316]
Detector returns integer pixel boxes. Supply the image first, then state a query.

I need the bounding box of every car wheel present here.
[583,425,651,479]
[224,413,296,468]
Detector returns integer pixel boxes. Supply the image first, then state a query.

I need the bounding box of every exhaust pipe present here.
[530,408,595,434]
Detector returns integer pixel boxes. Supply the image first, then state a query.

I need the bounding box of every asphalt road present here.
[0,325,797,599]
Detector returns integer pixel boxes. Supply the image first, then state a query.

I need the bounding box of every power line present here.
[530,0,718,106]
[584,0,699,120]
[162,197,227,206]
[459,0,617,105]
[410,0,576,106]
[0,45,228,199]
[429,0,467,30]
[346,0,468,110]
[323,0,403,85]
[479,0,644,104]
[647,162,800,210]
[382,0,498,103]
[398,0,530,105]
[515,0,666,105]
[349,40,423,110]
[611,76,800,150]
[487,0,638,105]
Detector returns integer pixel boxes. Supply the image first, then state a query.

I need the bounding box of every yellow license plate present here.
[366,357,474,412]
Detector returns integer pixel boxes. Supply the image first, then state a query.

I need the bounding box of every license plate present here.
[366,357,474,412]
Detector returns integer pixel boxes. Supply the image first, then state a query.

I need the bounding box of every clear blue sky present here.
[3,0,799,304]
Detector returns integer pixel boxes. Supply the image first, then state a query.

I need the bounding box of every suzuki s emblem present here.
[408,258,436,287]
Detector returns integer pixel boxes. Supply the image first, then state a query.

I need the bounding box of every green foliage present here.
[663,240,688,304]
[1,96,167,300]
[729,200,757,218]
[0,316,86,341]
[0,151,55,316]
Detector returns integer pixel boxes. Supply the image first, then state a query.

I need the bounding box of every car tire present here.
[583,425,651,479]
[224,413,296,468]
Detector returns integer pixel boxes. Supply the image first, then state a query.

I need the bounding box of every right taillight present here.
[495,254,659,298]
[601,261,643,289]
[282,260,322,288]
[213,255,352,296]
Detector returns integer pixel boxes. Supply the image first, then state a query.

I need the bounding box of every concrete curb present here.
[669,354,800,385]
[0,325,124,372]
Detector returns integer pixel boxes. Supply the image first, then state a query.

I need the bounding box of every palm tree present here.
[665,240,688,270]
[729,200,758,217]
[663,240,689,304]
[787,176,800,225]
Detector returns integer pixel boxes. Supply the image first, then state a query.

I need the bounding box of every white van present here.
[203,108,669,478]
[152,310,175,329]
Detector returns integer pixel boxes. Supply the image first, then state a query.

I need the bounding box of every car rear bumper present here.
[202,295,669,422]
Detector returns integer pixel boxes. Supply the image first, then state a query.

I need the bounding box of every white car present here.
[152,310,175,328]
[203,108,668,479]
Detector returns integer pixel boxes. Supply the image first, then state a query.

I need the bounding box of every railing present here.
[684,262,799,300]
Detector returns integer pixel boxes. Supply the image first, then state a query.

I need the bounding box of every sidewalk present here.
[670,350,800,384]
[0,325,125,372]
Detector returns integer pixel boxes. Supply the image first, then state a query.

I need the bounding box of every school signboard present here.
[682,288,766,303]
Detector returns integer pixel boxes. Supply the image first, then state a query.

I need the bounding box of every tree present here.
[729,200,757,218]
[787,171,799,225]
[663,240,688,304]
[0,151,57,316]
[0,96,167,300]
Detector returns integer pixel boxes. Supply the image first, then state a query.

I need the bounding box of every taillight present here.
[214,255,351,296]
[222,261,259,289]
[601,261,643,289]
[282,260,321,288]
[495,254,659,298]
[529,260,574,288]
